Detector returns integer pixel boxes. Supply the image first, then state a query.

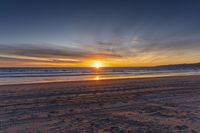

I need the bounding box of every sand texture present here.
[0,76,200,133]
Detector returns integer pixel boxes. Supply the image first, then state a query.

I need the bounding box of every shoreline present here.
[1,74,200,87]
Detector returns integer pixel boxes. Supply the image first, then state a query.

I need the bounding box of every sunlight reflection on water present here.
[95,75,100,80]
[1,68,200,85]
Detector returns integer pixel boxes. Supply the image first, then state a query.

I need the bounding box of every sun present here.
[93,61,103,69]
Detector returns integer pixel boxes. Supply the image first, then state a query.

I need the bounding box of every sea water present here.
[0,67,200,85]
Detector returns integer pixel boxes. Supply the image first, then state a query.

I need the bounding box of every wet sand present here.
[0,75,200,133]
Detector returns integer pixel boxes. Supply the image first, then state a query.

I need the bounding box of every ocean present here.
[0,67,200,85]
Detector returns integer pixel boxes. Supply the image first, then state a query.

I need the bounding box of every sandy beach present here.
[0,75,200,133]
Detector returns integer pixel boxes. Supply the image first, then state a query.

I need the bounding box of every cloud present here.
[134,38,200,54]
[0,54,81,63]
[75,34,200,62]
[0,43,122,62]
[1,35,200,66]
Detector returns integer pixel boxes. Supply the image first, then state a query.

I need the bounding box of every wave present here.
[0,67,200,85]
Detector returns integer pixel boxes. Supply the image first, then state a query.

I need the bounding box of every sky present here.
[0,0,200,67]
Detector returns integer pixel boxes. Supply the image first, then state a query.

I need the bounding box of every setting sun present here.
[93,61,103,69]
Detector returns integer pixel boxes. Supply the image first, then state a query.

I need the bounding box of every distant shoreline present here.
[0,62,200,68]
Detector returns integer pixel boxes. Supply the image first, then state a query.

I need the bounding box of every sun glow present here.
[93,61,103,69]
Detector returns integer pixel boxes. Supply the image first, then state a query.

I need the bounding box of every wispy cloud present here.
[1,34,200,67]
[0,43,122,62]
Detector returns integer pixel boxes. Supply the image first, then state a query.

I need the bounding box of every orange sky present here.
[0,53,200,68]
